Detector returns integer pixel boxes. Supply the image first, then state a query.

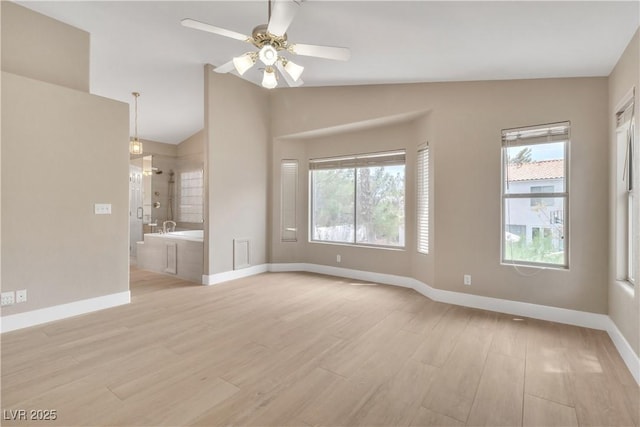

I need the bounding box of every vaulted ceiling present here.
[17,1,640,144]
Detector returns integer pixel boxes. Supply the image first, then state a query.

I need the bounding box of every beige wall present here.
[134,139,178,158]
[1,72,129,314]
[178,129,205,160]
[1,3,129,317]
[608,29,640,356]
[272,119,425,277]
[1,2,89,92]
[205,66,269,275]
[270,77,610,314]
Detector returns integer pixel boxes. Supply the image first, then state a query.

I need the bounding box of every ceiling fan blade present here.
[290,43,351,61]
[212,60,236,74]
[276,61,304,87]
[181,18,250,42]
[267,0,301,36]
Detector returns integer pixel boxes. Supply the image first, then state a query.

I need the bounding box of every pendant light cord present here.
[132,92,140,140]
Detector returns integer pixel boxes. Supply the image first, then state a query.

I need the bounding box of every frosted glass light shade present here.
[258,45,278,66]
[130,138,143,155]
[262,68,278,89]
[284,60,304,81]
[233,54,255,75]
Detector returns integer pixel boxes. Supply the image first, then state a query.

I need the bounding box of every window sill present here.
[500,261,569,271]
[615,279,635,297]
[309,240,406,252]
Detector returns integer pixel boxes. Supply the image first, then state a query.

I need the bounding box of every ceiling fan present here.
[181,0,351,89]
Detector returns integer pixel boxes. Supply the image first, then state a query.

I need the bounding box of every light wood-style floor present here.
[2,268,638,426]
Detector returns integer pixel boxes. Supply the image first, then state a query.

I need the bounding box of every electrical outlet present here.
[337,254,341,263]
[464,275,472,286]
[16,289,27,303]
[1,291,15,306]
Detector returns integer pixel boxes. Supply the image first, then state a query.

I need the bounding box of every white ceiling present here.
[16,1,640,144]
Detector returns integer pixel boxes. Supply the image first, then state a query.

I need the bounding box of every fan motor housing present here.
[251,24,288,50]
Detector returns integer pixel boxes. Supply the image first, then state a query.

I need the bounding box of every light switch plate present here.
[1,291,15,306]
[94,203,112,215]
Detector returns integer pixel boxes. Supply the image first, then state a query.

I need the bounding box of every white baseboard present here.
[8,263,633,384]
[267,262,639,385]
[604,317,640,384]
[202,264,269,286]
[1,291,131,333]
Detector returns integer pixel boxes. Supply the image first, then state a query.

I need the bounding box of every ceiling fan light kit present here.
[233,53,257,76]
[181,0,350,90]
[262,66,278,89]
[282,58,304,82]
[258,44,278,66]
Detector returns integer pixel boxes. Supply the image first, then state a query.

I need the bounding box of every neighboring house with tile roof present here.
[504,159,565,251]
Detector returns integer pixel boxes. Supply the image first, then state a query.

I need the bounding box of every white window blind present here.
[309,150,406,170]
[617,100,635,192]
[178,169,204,223]
[502,122,570,146]
[281,160,298,242]
[417,145,429,254]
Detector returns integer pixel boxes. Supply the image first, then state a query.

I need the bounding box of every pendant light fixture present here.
[129,92,143,155]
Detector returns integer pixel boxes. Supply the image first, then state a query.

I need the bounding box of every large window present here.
[501,122,569,268]
[616,95,636,285]
[310,150,405,248]
[178,169,204,223]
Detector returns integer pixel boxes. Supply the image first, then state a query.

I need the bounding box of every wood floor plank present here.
[489,314,528,359]
[297,374,379,426]
[320,313,401,377]
[411,305,472,367]
[421,322,494,422]
[402,300,450,335]
[525,319,574,406]
[109,341,268,400]
[567,359,636,426]
[409,406,464,427]
[123,375,239,426]
[349,359,437,426]
[466,352,525,426]
[523,394,578,427]
[241,367,343,426]
[1,267,637,427]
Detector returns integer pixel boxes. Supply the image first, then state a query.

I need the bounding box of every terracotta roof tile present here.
[507,159,564,181]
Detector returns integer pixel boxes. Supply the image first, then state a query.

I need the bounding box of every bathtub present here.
[158,230,203,241]
[136,229,204,283]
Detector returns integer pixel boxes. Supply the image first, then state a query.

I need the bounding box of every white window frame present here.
[615,90,636,286]
[417,144,429,254]
[309,150,406,249]
[501,121,570,269]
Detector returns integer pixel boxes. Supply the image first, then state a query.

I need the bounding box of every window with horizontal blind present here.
[501,122,569,268]
[281,160,298,242]
[178,169,204,223]
[417,145,429,254]
[310,150,406,248]
[615,93,636,285]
